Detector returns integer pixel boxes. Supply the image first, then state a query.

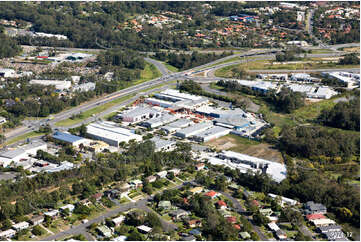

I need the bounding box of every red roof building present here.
[251,200,260,207]
[204,190,218,199]
[233,224,241,230]
[217,200,227,209]
[306,214,326,221]
[226,216,237,224]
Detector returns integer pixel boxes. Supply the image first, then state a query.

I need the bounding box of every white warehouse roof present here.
[30,80,72,90]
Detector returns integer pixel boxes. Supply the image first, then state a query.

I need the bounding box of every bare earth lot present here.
[206,134,283,163]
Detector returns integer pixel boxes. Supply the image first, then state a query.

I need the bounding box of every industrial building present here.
[233,80,278,94]
[145,97,174,108]
[52,131,87,146]
[287,84,338,99]
[290,73,320,82]
[86,121,142,147]
[207,150,287,182]
[322,71,360,89]
[175,122,213,139]
[256,73,288,81]
[141,113,177,128]
[150,136,176,152]
[118,106,161,123]
[154,89,208,109]
[72,82,96,92]
[161,119,193,134]
[0,141,47,167]
[193,126,230,142]
[29,79,72,90]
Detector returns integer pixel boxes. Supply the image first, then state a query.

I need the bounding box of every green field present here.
[132,63,162,85]
[5,131,46,145]
[164,62,179,72]
[214,60,360,77]
[55,94,135,126]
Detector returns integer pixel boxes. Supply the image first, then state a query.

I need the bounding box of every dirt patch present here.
[206,135,283,163]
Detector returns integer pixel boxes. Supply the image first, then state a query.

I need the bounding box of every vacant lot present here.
[206,134,283,163]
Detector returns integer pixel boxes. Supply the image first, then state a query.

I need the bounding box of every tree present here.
[32,225,45,236]
[253,211,270,226]
[128,229,145,241]
[338,53,359,65]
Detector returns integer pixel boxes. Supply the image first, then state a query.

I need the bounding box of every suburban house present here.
[12,221,29,231]
[112,215,125,227]
[304,201,327,214]
[195,163,205,171]
[204,190,218,199]
[44,209,59,218]
[158,201,172,210]
[216,200,227,210]
[168,168,181,176]
[30,215,45,225]
[145,175,157,183]
[312,218,336,227]
[97,225,112,237]
[156,170,168,179]
[306,213,326,221]
[170,209,190,220]
[60,204,75,213]
[189,187,203,194]
[93,193,103,202]
[130,179,143,188]
[186,219,202,228]
[276,230,287,240]
[137,225,152,234]
[0,229,16,239]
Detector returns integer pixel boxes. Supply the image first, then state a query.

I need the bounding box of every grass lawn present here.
[164,62,179,72]
[5,131,46,145]
[55,94,135,126]
[132,63,161,85]
[310,49,335,54]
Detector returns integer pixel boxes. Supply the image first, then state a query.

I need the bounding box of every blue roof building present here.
[52,131,85,145]
[189,229,202,236]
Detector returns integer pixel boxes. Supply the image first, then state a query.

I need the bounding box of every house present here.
[170,209,189,220]
[189,229,202,236]
[216,200,227,210]
[0,68,16,78]
[304,201,327,214]
[93,193,103,201]
[60,204,75,213]
[158,201,172,210]
[306,213,326,221]
[312,218,336,227]
[226,216,237,224]
[112,236,128,241]
[268,193,298,207]
[219,209,233,218]
[186,219,202,228]
[195,163,205,171]
[168,168,181,176]
[97,225,112,237]
[130,179,143,188]
[204,190,218,199]
[233,224,241,230]
[0,229,16,239]
[240,231,251,240]
[137,225,152,234]
[119,183,131,193]
[78,199,92,207]
[44,209,59,218]
[145,175,157,183]
[30,215,44,225]
[267,216,279,223]
[12,221,30,231]
[112,215,125,227]
[276,229,287,240]
[189,187,203,194]
[251,200,260,208]
[260,208,273,216]
[268,222,280,231]
[156,170,168,179]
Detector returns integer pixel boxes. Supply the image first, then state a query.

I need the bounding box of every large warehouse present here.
[193,126,231,142]
[216,150,287,182]
[154,89,209,109]
[0,141,47,167]
[52,131,87,147]
[29,80,72,90]
[141,113,178,128]
[86,121,142,147]
[174,122,213,139]
[161,118,193,134]
[118,106,161,123]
